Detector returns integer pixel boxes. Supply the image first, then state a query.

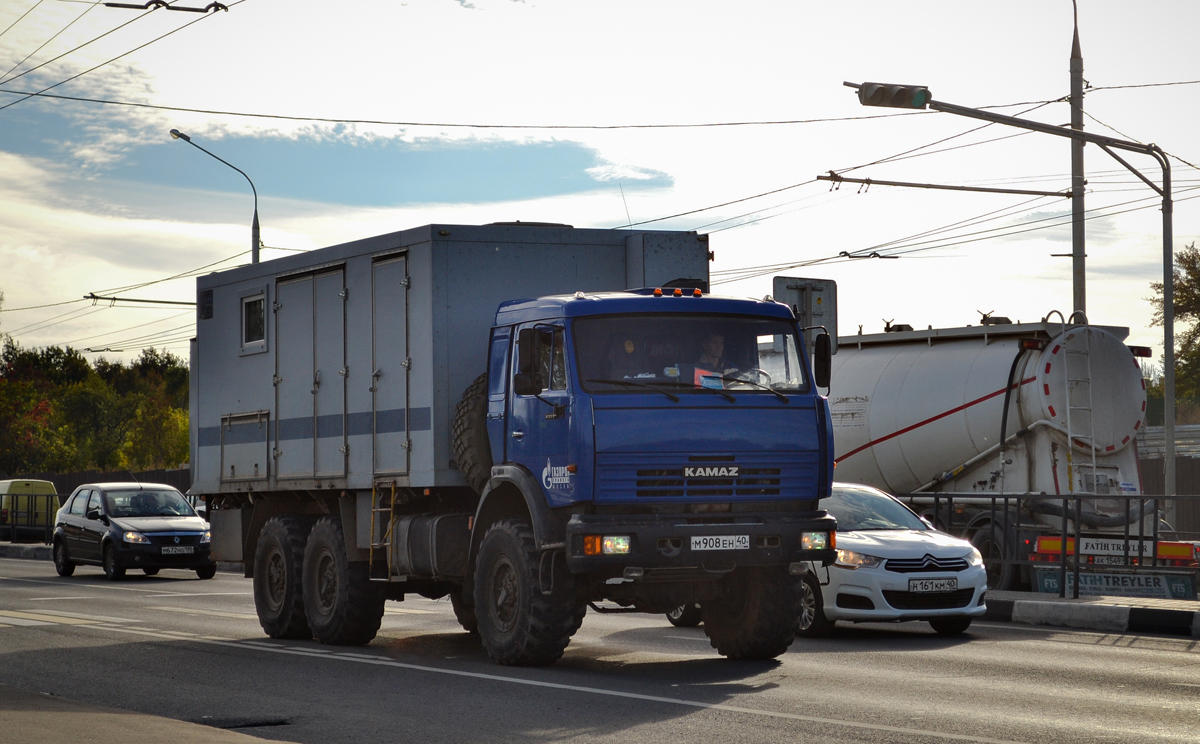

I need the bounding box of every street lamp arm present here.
[175,137,258,208]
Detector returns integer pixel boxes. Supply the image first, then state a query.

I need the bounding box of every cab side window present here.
[86,491,102,515]
[69,491,88,516]
[537,327,566,391]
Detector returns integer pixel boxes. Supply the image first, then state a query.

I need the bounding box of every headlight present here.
[200,530,211,544]
[601,536,630,555]
[835,549,883,569]
[122,531,150,544]
[966,547,984,566]
[801,531,831,550]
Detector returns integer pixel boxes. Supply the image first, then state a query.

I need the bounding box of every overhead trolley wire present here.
[0,0,98,84]
[0,0,243,113]
[0,1,46,44]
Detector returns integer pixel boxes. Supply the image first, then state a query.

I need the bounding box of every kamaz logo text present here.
[684,466,739,478]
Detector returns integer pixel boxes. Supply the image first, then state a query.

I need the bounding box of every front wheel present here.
[102,544,126,581]
[666,604,702,628]
[474,518,585,666]
[302,517,384,645]
[796,574,833,638]
[930,616,972,636]
[450,587,478,633]
[702,567,799,660]
[53,540,76,577]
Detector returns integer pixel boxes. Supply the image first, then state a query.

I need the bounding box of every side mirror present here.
[86,509,101,521]
[813,333,832,388]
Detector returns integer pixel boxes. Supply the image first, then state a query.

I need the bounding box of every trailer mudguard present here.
[472,464,568,552]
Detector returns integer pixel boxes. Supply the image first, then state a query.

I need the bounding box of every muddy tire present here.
[666,604,702,628]
[796,573,833,638]
[930,616,972,636]
[253,516,313,640]
[53,539,76,577]
[302,517,385,646]
[450,586,478,633]
[452,373,492,494]
[702,567,799,660]
[474,518,585,666]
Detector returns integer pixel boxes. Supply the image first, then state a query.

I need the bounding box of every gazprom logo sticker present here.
[542,459,573,490]
[684,466,739,478]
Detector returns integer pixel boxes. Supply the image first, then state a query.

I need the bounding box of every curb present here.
[985,593,1200,638]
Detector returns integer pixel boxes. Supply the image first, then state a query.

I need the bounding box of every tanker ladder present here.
[1063,312,1099,494]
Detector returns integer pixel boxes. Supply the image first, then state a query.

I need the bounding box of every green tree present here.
[1149,242,1200,399]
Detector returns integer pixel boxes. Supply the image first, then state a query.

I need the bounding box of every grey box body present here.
[191,223,710,495]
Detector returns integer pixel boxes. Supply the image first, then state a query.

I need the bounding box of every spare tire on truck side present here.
[452,373,492,494]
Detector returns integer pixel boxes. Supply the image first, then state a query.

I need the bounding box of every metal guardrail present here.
[2,493,61,545]
[896,493,1200,600]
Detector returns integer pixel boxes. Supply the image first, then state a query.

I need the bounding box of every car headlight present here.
[122,531,150,544]
[966,547,984,566]
[200,530,211,544]
[835,549,883,569]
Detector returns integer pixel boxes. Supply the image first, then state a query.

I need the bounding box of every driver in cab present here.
[695,332,736,387]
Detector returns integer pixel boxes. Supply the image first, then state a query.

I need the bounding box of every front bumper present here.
[113,541,215,569]
[820,564,989,622]
[565,511,837,577]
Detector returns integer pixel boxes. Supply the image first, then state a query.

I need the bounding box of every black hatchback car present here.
[52,482,215,580]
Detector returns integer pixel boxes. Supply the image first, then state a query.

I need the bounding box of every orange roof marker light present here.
[674,288,683,297]
[693,288,702,297]
[653,288,663,296]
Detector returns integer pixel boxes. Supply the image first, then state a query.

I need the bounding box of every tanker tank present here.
[829,317,1149,528]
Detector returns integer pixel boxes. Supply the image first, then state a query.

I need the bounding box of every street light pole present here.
[844,80,1176,503]
[170,128,260,264]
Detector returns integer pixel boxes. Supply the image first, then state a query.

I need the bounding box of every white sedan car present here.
[797,483,988,637]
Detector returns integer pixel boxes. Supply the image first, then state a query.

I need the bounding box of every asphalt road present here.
[1,557,1197,744]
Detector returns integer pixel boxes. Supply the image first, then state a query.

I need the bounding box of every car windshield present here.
[104,489,195,518]
[573,313,808,394]
[825,487,928,531]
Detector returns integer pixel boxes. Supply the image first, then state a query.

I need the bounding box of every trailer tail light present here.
[1128,345,1153,358]
[1018,338,1047,351]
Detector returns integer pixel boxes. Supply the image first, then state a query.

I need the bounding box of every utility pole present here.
[1070,2,1086,316]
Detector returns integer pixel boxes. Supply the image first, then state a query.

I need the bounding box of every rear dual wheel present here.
[301,517,384,645]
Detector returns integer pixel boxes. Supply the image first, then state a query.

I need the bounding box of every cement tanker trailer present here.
[827,315,1178,590]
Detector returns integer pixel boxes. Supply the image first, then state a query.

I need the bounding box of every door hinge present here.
[339,288,348,299]
[273,448,282,458]
[401,276,411,288]
[339,445,349,454]
[339,367,348,377]
[273,302,282,312]
[401,358,412,369]
[272,375,282,386]
[401,439,412,450]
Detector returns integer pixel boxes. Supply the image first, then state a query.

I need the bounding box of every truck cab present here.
[461,288,837,662]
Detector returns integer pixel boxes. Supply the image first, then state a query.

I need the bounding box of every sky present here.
[0,0,1197,365]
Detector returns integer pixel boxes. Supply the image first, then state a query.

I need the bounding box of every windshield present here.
[574,314,808,394]
[825,487,928,531]
[104,489,196,518]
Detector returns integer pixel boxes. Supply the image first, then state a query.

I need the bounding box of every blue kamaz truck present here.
[192,222,835,666]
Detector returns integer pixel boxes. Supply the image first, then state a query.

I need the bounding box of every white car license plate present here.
[691,535,750,551]
[162,546,194,555]
[908,578,957,593]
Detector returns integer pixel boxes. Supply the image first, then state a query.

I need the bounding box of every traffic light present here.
[857,82,931,109]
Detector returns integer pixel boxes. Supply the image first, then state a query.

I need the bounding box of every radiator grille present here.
[884,554,970,573]
[634,467,781,498]
[882,589,975,610]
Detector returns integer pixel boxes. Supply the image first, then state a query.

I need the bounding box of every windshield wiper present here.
[585,378,679,402]
[653,380,736,402]
[701,375,789,403]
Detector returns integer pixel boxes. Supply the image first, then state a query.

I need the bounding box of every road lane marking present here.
[384,608,437,615]
[70,623,1030,744]
[28,596,98,601]
[1172,683,1200,688]
[147,606,258,619]
[0,610,96,625]
[20,610,141,623]
[0,575,205,593]
[141,592,252,598]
